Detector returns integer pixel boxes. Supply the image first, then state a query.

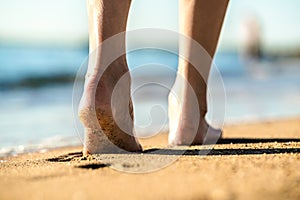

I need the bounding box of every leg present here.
[169,0,229,145]
[79,0,142,154]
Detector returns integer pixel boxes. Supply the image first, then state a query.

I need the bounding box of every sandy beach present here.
[0,118,300,200]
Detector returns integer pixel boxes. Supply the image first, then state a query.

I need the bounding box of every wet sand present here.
[0,118,300,200]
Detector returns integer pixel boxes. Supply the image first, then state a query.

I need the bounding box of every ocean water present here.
[1,46,300,156]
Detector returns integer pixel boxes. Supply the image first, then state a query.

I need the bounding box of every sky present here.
[0,0,300,50]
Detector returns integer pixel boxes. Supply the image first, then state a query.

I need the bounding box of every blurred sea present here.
[1,46,300,156]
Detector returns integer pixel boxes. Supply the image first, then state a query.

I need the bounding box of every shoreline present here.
[1,117,300,158]
[1,118,300,199]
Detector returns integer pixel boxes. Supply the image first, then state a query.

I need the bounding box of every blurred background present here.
[1,0,300,156]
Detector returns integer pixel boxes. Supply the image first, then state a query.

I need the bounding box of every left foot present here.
[79,59,142,154]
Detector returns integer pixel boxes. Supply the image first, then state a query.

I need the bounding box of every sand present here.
[0,118,300,200]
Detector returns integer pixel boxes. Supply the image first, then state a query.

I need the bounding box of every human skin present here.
[169,0,229,145]
[79,0,229,154]
[78,0,142,154]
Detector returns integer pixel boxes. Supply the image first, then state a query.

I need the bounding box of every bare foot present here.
[171,0,228,146]
[79,60,142,154]
[168,73,222,146]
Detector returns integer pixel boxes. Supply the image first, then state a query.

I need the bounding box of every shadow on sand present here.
[47,138,300,163]
[143,138,300,156]
[45,138,300,170]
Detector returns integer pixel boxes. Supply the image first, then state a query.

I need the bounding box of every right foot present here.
[79,59,142,154]
[168,89,222,146]
[168,65,222,146]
